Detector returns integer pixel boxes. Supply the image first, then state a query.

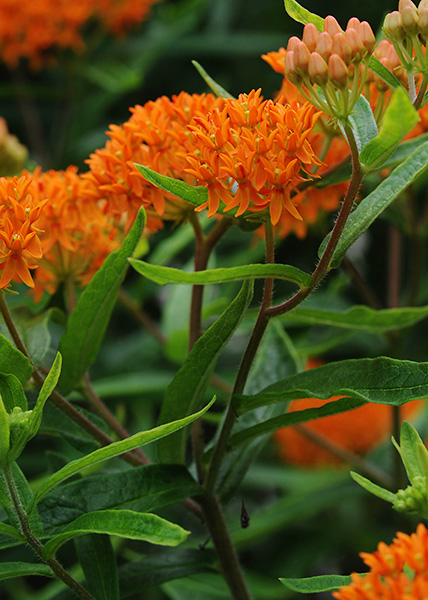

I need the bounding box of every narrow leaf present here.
[280,574,352,593]
[42,510,189,559]
[0,334,32,384]
[135,164,208,207]
[351,471,397,503]
[368,55,402,90]
[0,395,9,464]
[382,133,428,170]
[233,357,428,415]
[192,61,234,98]
[130,259,313,290]
[396,421,428,483]
[345,95,378,155]
[31,398,215,508]
[228,398,365,449]
[323,140,428,268]
[75,534,119,600]
[283,0,324,31]
[279,304,428,332]
[360,87,420,170]
[59,209,146,391]
[0,373,27,412]
[0,522,24,541]
[157,281,253,464]
[0,562,53,580]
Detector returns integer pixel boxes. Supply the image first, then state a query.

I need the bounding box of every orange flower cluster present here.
[185,89,322,225]
[26,167,120,301]
[333,523,428,600]
[83,92,225,231]
[0,175,46,289]
[274,359,422,467]
[0,0,159,68]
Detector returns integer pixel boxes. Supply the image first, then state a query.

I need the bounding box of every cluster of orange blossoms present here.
[333,523,428,600]
[0,0,159,68]
[274,360,422,467]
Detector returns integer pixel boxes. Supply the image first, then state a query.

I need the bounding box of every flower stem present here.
[2,464,95,600]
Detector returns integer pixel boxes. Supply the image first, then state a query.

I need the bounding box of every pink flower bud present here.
[302,23,320,52]
[328,53,349,88]
[332,32,353,64]
[316,32,333,60]
[419,0,428,9]
[308,52,329,85]
[294,41,311,73]
[359,21,376,53]
[399,0,418,11]
[418,7,428,38]
[344,28,366,62]
[324,15,343,36]
[401,6,419,34]
[284,51,302,84]
[286,36,301,52]
[383,11,405,39]
[346,17,361,31]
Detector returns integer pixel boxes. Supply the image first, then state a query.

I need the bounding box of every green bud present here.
[8,407,32,446]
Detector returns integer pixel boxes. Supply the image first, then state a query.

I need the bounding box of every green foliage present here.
[191,61,235,98]
[345,95,378,155]
[279,574,352,593]
[75,535,119,600]
[0,334,32,384]
[283,0,324,31]
[0,563,54,580]
[135,164,208,207]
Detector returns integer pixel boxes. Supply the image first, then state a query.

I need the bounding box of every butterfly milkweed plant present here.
[3,0,428,598]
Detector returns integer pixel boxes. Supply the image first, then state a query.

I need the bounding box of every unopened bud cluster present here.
[393,476,428,516]
[284,16,376,118]
[384,0,428,75]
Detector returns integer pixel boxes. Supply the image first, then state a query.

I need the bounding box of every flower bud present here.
[328,53,349,88]
[419,7,428,38]
[308,52,329,85]
[324,15,343,36]
[401,5,419,33]
[419,0,428,9]
[302,23,320,52]
[294,41,311,74]
[332,32,352,64]
[286,36,301,52]
[346,17,361,31]
[383,11,405,40]
[344,27,366,62]
[399,0,418,11]
[284,51,302,84]
[316,32,333,60]
[359,21,376,53]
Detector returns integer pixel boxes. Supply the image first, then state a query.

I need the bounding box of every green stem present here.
[2,464,95,600]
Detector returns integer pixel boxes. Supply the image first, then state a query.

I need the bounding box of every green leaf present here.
[130,259,313,290]
[345,95,378,155]
[394,421,428,483]
[119,549,217,596]
[192,61,234,98]
[31,398,215,508]
[0,562,53,580]
[157,281,253,464]
[368,55,402,90]
[75,534,119,600]
[228,397,365,449]
[39,464,202,532]
[42,510,189,559]
[351,471,397,503]
[382,133,428,170]
[135,164,208,207]
[360,87,420,170]
[0,373,27,412]
[283,0,324,31]
[279,304,428,332]
[280,574,352,593]
[0,523,24,541]
[322,140,428,268]
[0,395,10,465]
[233,357,428,415]
[59,208,146,391]
[1,463,43,536]
[0,334,32,384]
[8,353,62,462]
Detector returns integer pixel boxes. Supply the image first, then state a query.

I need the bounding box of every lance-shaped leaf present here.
[228,397,365,449]
[192,61,234,98]
[130,259,313,290]
[75,535,119,600]
[280,575,353,593]
[382,133,428,170]
[157,281,253,464]
[320,140,428,268]
[8,353,62,462]
[42,510,189,560]
[360,87,420,170]
[0,562,54,580]
[283,0,324,31]
[351,471,397,503]
[30,398,215,509]
[135,164,208,207]
[0,373,27,412]
[0,395,10,465]
[0,334,32,384]
[59,209,145,391]
[233,357,428,415]
[344,95,378,155]
[368,55,402,90]
[279,304,428,332]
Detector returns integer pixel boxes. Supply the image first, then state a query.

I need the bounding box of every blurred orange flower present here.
[333,523,428,600]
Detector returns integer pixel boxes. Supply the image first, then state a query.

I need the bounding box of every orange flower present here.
[274,359,422,467]
[333,524,428,600]
[0,175,46,288]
